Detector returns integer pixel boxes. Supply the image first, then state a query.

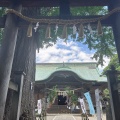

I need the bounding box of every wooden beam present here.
[35,82,93,86]
[0,15,112,28]
[9,81,18,91]
[0,0,109,7]
[59,0,71,19]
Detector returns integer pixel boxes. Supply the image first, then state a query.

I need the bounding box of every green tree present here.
[102,54,119,74]
[47,86,59,105]
[0,7,5,45]
[90,27,116,65]
[36,7,115,65]
[103,88,110,100]
[71,6,107,16]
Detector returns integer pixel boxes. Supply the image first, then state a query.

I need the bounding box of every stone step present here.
[47,105,80,114]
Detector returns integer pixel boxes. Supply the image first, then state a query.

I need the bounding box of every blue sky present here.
[36,37,110,72]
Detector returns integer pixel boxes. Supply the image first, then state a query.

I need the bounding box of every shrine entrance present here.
[0,0,120,120]
[58,95,67,105]
[35,63,107,115]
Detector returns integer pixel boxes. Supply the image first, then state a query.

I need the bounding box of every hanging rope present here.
[5,7,120,37]
[5,7,120,25]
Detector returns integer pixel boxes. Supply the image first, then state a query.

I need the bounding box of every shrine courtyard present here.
[42,114,106,120]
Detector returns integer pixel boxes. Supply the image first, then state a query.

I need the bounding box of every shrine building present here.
[34,62,107,114]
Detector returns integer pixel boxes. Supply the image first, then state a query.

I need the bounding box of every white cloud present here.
[36,39,110,72]
[98,57,110,73]
[36,40,92,62]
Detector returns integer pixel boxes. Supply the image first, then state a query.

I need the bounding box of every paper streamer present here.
[37,99,42,114]
[79,98,87,114]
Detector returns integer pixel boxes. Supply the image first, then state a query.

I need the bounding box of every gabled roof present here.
[35,62,107,82]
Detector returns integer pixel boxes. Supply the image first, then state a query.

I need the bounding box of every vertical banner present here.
[37,99,42,114]
[79,98,87,114]
[95,89,102,120]
[84,92,95,115]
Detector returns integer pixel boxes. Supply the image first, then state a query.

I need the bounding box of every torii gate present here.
[0,0,120,120]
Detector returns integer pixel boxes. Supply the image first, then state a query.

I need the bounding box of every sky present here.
[36,37,110,73]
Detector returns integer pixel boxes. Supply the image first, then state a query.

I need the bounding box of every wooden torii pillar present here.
[106,66,120,120]
[109,0,120,62]
[0,1,22,120]
[108,0,120,120]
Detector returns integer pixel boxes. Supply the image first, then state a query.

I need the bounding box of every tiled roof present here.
[35,62,107,82]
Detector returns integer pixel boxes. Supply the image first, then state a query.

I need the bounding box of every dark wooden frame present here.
[0,0,120,120]
[0,0,109,7]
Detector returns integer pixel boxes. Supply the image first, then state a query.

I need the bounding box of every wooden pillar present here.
[106,67,120,120]
[109,0,120,62]
[106,101,112,120]
[10,71,25,120]
[59,0,71,19]
[0,2,22,120]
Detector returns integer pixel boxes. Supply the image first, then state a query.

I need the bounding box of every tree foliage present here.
[40,7,59,16]
[71,6,107,16]
[89,27,116,65]
[0,7,5,45]
[103,88,110,100]
[102,54,119,74]
[65,87,78,105]
[48,86,58,103]
[36,7,115,65]
[0,7,5,16]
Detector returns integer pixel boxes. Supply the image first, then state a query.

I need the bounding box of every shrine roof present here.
[35,62,107,82]
[0,0,109,7]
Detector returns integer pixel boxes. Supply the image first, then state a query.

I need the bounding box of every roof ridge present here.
[36,62,97,65]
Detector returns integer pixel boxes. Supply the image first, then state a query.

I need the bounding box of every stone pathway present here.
[52,115,75,120]
[46,114,106,120]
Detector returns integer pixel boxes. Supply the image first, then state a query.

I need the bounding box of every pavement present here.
[45,114,106,120]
